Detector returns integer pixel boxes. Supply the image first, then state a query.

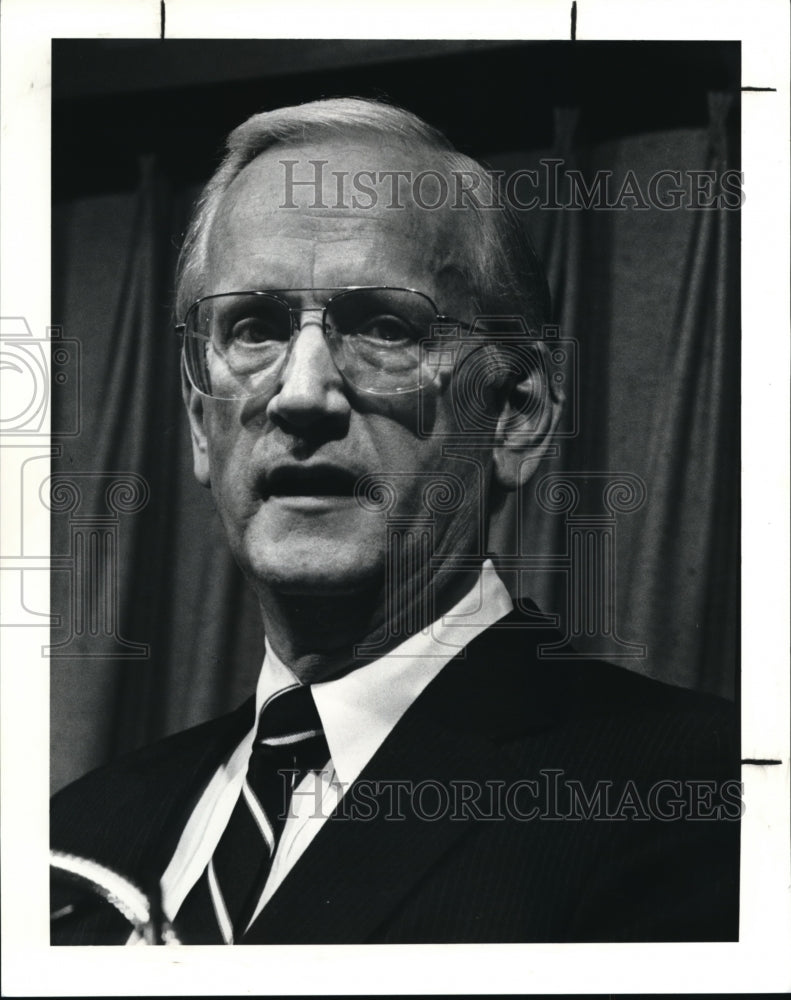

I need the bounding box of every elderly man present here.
[51,98,739,945]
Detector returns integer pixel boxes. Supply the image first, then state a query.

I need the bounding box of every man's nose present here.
[265,315,351,431]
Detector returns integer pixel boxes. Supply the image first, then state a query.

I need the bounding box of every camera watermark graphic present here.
[417,320,577,443]
[0,318,80,436]
[0,316,151,657]
[279,158,745,213]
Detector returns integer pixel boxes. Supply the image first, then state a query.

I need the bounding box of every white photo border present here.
[1,0,789,994]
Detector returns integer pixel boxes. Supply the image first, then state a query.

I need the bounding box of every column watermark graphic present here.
[0,317,151,658]
[354,466,647,661]
[353,471,468,658]
[43,473,150,658]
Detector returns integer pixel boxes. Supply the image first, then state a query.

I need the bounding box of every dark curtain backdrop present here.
[51,63,739,792]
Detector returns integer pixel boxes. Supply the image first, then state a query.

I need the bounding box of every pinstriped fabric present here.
[176,685,329,944]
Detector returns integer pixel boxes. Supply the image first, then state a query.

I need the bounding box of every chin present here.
[241,541,384,597]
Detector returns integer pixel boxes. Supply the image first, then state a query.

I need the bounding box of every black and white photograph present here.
[1,1,789,994]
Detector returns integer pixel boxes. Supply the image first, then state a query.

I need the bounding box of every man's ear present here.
[181,362,211,487]
[491,347,564,490]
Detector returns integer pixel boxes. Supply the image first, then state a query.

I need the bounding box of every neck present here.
[257,564,481,684]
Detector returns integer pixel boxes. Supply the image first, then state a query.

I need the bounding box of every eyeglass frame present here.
[175,285,475,398]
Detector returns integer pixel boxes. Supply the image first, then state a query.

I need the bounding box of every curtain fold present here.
[488,111,738,695]
[99,156,189,756]
[620,95,739,696]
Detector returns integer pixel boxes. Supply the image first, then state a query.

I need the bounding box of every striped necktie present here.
[176,684,329,944]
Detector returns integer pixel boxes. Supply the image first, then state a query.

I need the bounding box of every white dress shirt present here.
[157,560,513,936]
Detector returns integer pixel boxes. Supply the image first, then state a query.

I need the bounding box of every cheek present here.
[366,418,488,520]
[363,382,479,475]
[366,374,459,443]
[363,414,442,479]
[203,412,254,509]
[203,401,244,466]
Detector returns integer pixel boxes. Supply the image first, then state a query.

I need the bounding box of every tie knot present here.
[255,684,324,749]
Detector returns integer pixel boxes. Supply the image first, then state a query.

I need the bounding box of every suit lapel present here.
[142,697,257,881]
[51,697,256,886]
[244,614,550,944]
[243,708,519,943]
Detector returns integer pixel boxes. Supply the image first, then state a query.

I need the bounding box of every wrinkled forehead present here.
[206,137,475,297]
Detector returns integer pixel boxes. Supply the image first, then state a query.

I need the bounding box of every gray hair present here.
[175,97,550,331]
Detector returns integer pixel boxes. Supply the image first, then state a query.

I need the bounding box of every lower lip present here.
[266,494,358,510]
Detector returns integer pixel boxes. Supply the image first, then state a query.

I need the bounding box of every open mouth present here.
[262,465,359,499]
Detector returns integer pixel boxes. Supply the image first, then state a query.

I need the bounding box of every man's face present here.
[187,138,494,602]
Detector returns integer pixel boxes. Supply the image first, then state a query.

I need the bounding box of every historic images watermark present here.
[278,770,745,823]
[280,158,745,213]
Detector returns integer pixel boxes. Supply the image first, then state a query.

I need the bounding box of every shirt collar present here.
[255,560,512,788]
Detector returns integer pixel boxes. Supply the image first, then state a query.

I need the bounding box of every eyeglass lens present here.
[183,288,443,398]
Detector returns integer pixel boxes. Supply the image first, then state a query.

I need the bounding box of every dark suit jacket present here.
[50,608,740,944]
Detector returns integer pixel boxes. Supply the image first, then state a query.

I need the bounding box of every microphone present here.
[50,850,181,945]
